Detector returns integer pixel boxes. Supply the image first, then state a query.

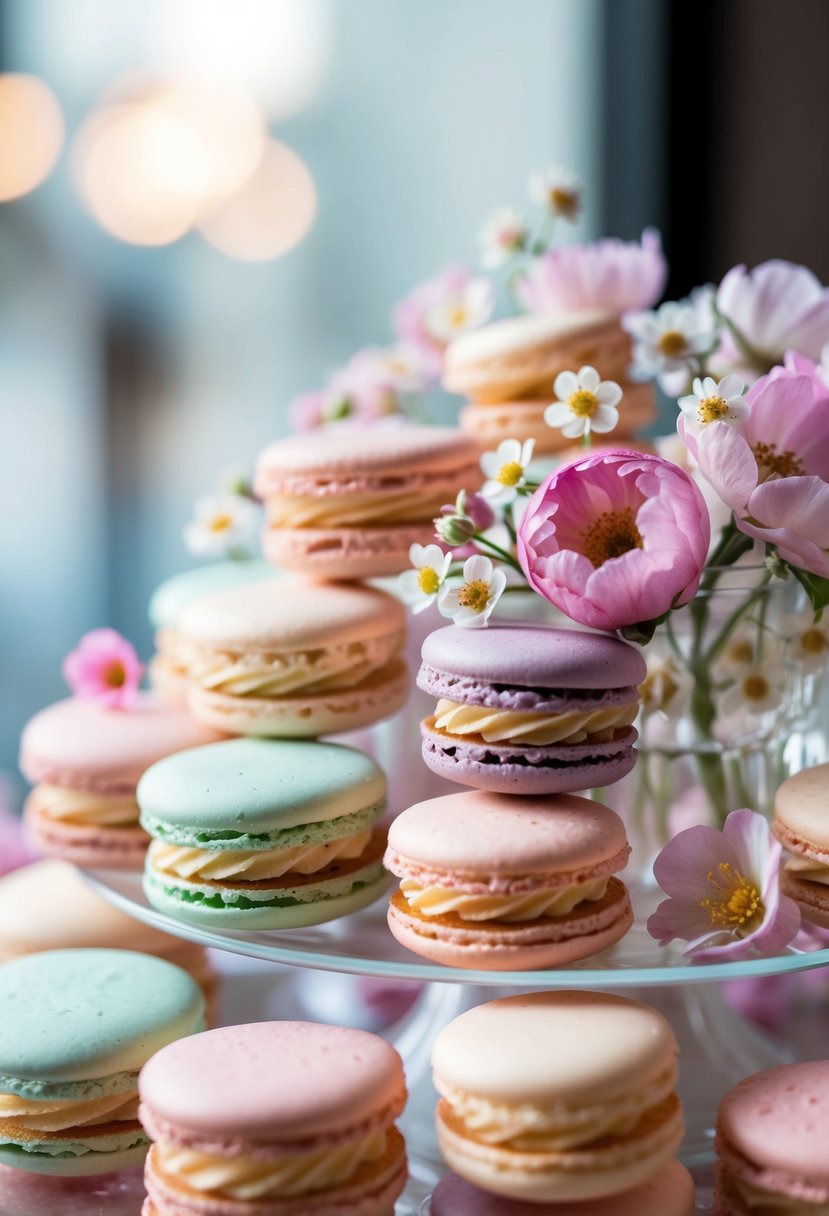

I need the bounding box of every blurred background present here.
[2,0,828,788]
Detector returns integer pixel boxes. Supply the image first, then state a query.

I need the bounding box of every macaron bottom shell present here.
[712,1162,776,1216]
[186,658,409,738]
[262,521,438,581]
[0,1135,149,1178]
[387,878,633,970]
[24,796,149,870]
[780,868,829,929]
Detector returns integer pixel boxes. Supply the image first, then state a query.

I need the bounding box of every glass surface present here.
[84,870,829,988]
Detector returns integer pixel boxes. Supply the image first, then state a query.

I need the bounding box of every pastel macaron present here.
[418,624,645,794]
[714,1061,829,1215]
[19,694,223,869]
[443,312,656,455]
[148,560,274,703]
[773,763,829,927]
[432,990,683,1204]
[175,577,409,737]
[385,791,633,970]
[140,737,390,929]
[0,949,204,1176]
[430,1160,695,1215]
[0,860,217,1015]
[138,1021,408,1216]
[253,425,481,580]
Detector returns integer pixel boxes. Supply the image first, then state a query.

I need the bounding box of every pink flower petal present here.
[652,824,740,901]
[695,421,759,514]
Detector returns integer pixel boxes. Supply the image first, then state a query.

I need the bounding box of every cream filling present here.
[730,1170,829,1213]
[154,1126,388,1200]
[433,700,638,746]
[34,784,139,827]
[189,631,404,698]
[0,1091,139,1132]
[266,487,455,528]
[148,830,373,881]
[436,1065,677,1152]
[785,856,829,887]
[400,877,608,922]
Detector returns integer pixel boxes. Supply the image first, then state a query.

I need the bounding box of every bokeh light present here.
[0,74,64,203]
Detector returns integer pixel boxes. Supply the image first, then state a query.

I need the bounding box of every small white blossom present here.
[544,365,622,439]
[425,277,495,343]
[623,298,713,382]
[364,345,429,394]
[782,609,829,674]
[478,207,527,269]
[718,662,787,726]
[528,163,583,220]
[640,646,692,720]
[183,494,259,558]
[438,554,507,628]
[679,374,749,440]
[398,544,452,614]
[480,438,536,505]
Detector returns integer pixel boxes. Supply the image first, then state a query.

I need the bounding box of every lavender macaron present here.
[418,625,646,795]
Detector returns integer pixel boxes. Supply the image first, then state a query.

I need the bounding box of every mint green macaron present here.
[0,949,204,1176]
[139,738,389,929]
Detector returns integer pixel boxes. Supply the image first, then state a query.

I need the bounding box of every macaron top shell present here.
[432,991,676,1106]
[387,792,629,877]
[420,624,646,690]
[444,309,615,371]
[149,561,275,630]
[254,425,479,488]
[0,949,204,1084]
[177,578,406,652]
[774,764,829,851]
[139,1022,406,1140]
[717,1061,829,1181]
[138,738,386,833]
[19,694,223,792]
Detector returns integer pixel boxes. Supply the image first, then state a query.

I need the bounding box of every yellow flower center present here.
[209,513,233,533]
[658,330,688,358]
[801,628,827,655]
[701,862,764,931]
[752,442,805,481]
[640,666,680,712]
[726,638,754,666]
[582,508,644,569]
[742,674,770,702]
[568,389,599,418]
[104,662,126,689]
[449,303,469,328]
[697,395,729,425]
[418,567,441,596]
[458,579,491,613]
[497,460,524,487]
[550,186,579,217]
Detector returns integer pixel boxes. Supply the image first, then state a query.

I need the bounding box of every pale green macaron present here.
[139,738,389,929]
[0,949,204,1176]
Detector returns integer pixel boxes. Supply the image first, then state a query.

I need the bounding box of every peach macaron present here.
[773,763,829,927]
[385,790,633,970]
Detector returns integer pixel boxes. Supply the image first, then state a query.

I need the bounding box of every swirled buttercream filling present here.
[154,1126,388,1200]
[435,1064,678,1153]
[266,488,457,528]
[727,1169,829,1213]
[33,785,139,827]
[148,830,374,881]
[188,632,405,698]
[399,877,608,922]
[0,1091,139,1133]
[785,856,829,887]
[433,700,638,745]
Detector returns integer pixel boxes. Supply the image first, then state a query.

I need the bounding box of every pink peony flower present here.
[515,228,667,316]
[716,260,829,373]
[62,628,144,709]
[647,809,801,962]
[393,265,494,373]
[689,369,829,577]
[516,450,710,634]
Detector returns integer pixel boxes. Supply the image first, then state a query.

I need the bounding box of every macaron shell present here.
[0,1139,149,1177]
[262,521,438,580]
[19,694,223,793]
[387,878,633,970]
[774,763,829,856]
[780,867,829,928]
[149,562,276,630]
[23,798,149,870]
[430,1160,695,1216]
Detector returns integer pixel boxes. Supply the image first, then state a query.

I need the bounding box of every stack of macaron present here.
[443,311,656,456]
[773,763,829,928]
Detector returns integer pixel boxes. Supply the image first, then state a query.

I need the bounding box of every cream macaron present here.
[174,577,409,737]
[774,763,829,927]
[431,990,684,1203]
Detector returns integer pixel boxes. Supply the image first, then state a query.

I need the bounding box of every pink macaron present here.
[19,694,223,869]
[714,1061,829,1215]
[253,425,481,580]
[418,624,645,795]
[385,790,633,970]
[138,1021,408,1216]
[430,1160,695,1215]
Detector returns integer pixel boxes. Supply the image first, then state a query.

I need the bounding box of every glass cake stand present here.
[86,870,829,1214]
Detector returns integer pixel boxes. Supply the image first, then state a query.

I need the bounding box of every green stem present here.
[472,533,525,575]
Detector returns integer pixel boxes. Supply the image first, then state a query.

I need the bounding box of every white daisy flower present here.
[478,207,527,269]
[480,438,536,505]
[528,163,583,220]
[183,494,259,558]
[679,374,749,440]
[782,609,829,674]
[718,663,787,723]
[623,299,713,380]
[398,544,452,614]
[438,554,507,629]
[425,277,495,343]
[544,365,622,440]
[713,626,783,683]
[639,647,692,720]
[364,345,429,394]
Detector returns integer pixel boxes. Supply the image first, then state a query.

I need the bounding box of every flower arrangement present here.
[183,469,261,561]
